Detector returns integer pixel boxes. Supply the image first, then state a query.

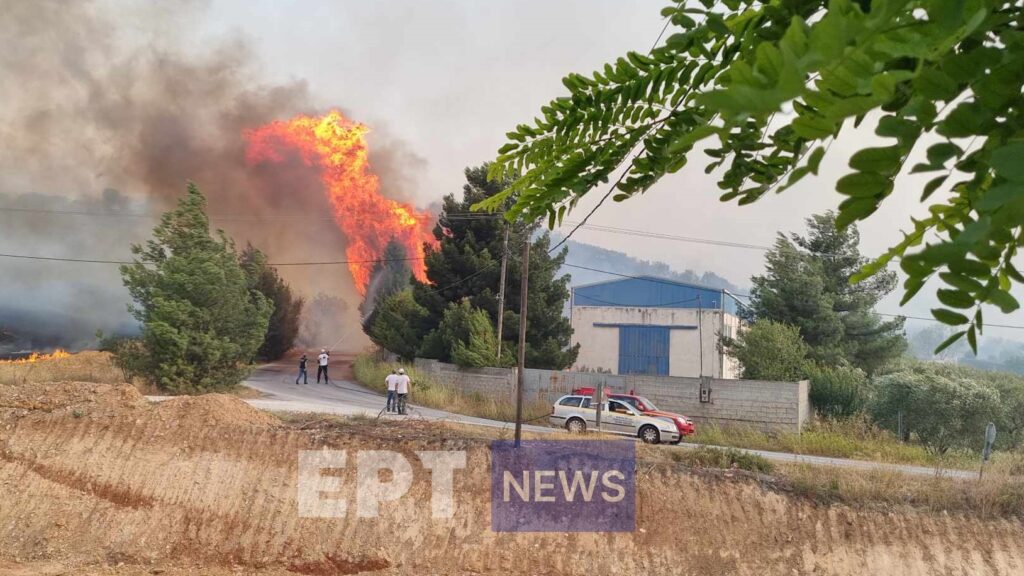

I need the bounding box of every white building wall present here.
[571,306,742,379]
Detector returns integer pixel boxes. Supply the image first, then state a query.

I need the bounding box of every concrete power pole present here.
[495,223,510,360]
[514,236,530,447]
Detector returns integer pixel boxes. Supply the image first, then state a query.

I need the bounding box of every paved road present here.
[191,362,974,479]
[240,361,553,435]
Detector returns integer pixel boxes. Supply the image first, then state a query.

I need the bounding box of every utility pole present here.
[495,222,510,360]
[514,235,530,447]
[697,295,704,378]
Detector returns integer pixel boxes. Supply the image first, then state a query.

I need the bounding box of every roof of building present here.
[572,276,740,314]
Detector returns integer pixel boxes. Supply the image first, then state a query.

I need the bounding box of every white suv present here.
[549,394,680,444]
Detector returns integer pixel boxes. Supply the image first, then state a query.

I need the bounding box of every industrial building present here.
[570,276,744,379]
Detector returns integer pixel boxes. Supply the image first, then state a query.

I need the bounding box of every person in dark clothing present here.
[316,349,330,384]
[296,354,308,385]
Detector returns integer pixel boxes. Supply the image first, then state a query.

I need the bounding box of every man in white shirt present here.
[395,368,411,415]
[316,349,330,384]
[384,370,398,413]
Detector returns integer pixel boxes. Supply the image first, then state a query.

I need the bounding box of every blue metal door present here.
[618,326,669,375]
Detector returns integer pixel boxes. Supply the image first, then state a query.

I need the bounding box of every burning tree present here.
[119,183,272,393]
[359,238,412,333]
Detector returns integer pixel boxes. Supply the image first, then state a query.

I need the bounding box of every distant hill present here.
[557,236,743,293]
[908,323,1024,375]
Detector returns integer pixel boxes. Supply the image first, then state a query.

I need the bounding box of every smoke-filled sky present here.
[2,0,1023,346]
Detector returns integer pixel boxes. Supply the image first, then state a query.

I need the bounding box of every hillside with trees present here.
[558,237,741,291]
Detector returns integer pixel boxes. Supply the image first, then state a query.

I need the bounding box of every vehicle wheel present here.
[639,425,660,444]
[566,418,587,434]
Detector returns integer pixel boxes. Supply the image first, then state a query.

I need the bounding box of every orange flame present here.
[244,110,436,294]
[0,349,70,365]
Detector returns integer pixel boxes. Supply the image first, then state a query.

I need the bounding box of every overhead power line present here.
[3,245,1024,330]
[0,252,426,267]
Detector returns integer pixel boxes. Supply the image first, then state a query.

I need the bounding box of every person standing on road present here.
[296,354,308,385]
[316,349,330,384]
[385,369,398,413]
[395,368,411,415]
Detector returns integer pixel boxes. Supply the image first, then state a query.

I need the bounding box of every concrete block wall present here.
[412,358,808,433]
[413,358,515,398]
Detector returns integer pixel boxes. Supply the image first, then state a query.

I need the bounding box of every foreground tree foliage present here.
[484,0,1024,352]
[120,184,272,393]
[413,165,578,369]
[240,244,304,361]
[750,212,905,374]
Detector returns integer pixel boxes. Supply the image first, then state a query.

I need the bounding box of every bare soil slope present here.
[1,379,1022,575]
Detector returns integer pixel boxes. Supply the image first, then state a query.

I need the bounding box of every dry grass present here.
[282,399,1024,518]
[353,355,551,423]
[690,415,977,470]
[0,351,127,387]
[780,453,1024,517]
[0,350,262,398]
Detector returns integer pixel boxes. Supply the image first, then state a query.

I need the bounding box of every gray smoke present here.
[0,0,426,352]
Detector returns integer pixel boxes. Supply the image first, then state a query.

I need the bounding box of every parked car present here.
[571,388,696,441]
[549,394,680,444]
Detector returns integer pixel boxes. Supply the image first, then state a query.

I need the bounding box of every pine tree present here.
[367,289,429,361]
[411,165,578,369]
[750,212,905,374]
[240,244,304,361]
[360,238,411,333]
[119,183,272,393]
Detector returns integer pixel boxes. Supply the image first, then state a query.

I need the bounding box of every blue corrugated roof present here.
[572,276,737,314]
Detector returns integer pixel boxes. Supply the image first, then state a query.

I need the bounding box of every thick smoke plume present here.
[0,0,427,352]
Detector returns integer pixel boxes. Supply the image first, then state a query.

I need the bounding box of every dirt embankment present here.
[1,379,1023,575]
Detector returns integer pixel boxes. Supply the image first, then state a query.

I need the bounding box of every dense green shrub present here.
[805,363,869,418]
[431,299,511,368]
[870,365,1002,454]
[367,289,430,361]
[725,319,808,381]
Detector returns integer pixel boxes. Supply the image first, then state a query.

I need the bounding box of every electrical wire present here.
[0,252,426,267]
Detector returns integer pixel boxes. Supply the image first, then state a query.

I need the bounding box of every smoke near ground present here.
[0,0,427,352]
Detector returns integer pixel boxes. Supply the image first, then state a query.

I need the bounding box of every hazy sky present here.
[26,0,1024,343]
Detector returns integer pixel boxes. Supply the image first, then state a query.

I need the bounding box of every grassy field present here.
[688,415,981,470]
[353,355,550,423]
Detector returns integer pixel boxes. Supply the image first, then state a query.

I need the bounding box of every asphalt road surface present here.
[173,361,974,480]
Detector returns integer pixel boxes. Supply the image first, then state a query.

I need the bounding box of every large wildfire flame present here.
[0,350,70,365]
[244,110,436,294]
